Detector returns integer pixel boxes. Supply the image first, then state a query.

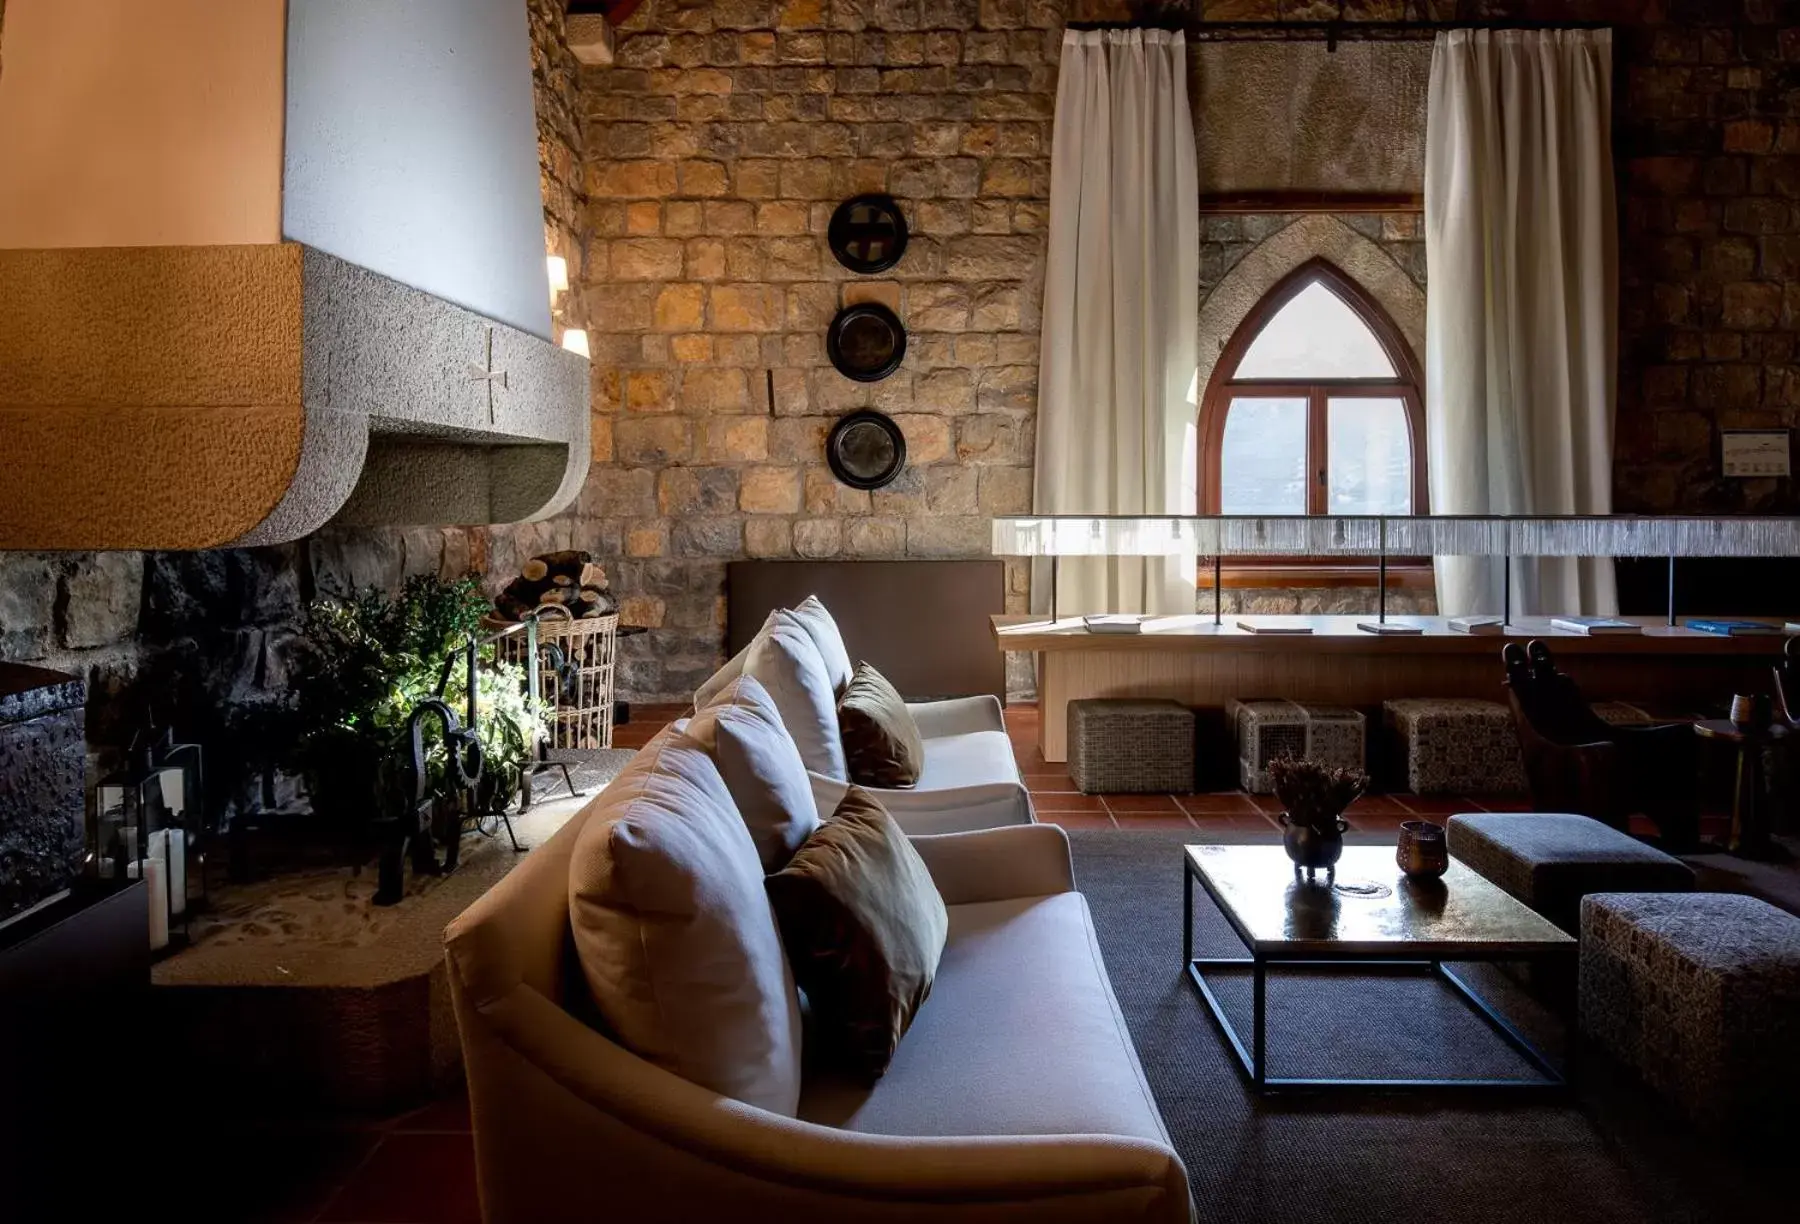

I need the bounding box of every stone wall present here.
[577,0,1058,700]
[1613,1,1800,514]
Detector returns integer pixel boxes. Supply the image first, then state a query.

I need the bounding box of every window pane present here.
[1220,397,1307,514]
[1327,397,1411,514]
[1234,281,1397,379]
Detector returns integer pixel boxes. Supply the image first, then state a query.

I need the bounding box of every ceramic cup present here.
[1396,820,1449,879]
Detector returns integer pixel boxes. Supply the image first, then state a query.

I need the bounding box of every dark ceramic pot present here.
[1396,819,1449,879]
[1280,813,1347,883]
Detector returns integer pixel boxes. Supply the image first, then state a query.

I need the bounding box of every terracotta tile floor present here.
[239,700,1727,1221]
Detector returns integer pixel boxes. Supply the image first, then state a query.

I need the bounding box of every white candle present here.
[165,828,187,916]
[144,856,169,951]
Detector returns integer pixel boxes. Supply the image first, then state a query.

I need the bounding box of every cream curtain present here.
[1425,29,1619,618]
[1034,29,1199,617]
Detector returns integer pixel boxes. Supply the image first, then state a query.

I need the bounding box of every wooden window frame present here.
[1198,258,1429,586]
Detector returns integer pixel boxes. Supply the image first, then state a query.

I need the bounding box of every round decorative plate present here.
[826,302,907,383]
[826,411,907,491]
[827,194,909,274]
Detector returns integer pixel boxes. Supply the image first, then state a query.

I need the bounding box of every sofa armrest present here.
[908,824,1075,905]
[454,979,1189,1224]
[906,694,1006,739]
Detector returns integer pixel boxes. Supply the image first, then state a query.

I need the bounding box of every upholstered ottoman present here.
[1580,892,1800,1128]
[1384,699,1528,795]
[1446,812,1695,934]
[1068,699,1195,794]
[1229,700,1364,794]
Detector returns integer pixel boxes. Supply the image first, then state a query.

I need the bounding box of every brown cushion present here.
[836,662,924,788]
[765,787,948,1081]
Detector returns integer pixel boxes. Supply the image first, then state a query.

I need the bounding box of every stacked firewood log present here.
[491,550,617,622]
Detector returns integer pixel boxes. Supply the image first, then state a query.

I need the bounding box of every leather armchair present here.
[1502,640,1699,850]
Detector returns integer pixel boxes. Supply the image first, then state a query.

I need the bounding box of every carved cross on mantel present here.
[468,326,509,424]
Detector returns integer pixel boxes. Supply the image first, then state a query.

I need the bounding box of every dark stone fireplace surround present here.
[0,661,85,924]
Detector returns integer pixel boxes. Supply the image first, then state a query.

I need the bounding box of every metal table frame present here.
[1182,851,1575,1094]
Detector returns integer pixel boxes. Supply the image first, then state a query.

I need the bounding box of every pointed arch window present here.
[1201,260,1426,517]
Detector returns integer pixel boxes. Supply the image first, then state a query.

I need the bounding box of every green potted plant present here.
[1267,756,1367,884]
[283,575,542,842]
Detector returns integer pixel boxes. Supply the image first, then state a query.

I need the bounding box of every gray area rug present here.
[531,748,636,799]
[1068,830,1785,1224]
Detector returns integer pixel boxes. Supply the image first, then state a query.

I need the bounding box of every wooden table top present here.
[1693,718,1792,743]
[991,613,1795,655]
[1186,845,1574,958]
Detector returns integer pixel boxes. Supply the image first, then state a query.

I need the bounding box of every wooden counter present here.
[991,614,1789,762]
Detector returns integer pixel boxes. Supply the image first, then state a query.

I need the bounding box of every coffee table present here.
[1183,844,1576,1093]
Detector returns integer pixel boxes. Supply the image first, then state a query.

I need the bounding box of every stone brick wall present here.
[577,0,1059,700]
[1613,1,1800,514]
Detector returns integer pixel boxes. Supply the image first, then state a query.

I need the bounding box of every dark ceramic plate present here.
[826,411,907,491]
[826,303,907,383]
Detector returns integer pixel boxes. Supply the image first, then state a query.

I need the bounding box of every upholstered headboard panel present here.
[726,560,1006,700]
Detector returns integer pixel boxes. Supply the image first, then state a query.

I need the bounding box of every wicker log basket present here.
[485,550,620,751]
[489,605,619,750]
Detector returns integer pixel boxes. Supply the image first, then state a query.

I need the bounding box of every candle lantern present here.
[92,725,204,955]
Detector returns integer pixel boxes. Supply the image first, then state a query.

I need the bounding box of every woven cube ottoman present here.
[1581,892,1800,1128]
[1446,812,1695,934]
[1228,700,1364,794]
[1068,699,1195,794]
[1383,699,1528,795]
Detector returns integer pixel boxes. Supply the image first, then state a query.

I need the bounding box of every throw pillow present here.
[788,594,855,696]
[837,662,925,789]
[744,609,849,781]
[765,787,948,1081]
[686,673,821,872]
[568,726,803,1115]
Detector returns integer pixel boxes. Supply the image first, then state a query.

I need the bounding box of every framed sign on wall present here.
[1721,429,1792,479]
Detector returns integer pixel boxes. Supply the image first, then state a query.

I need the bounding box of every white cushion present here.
[787,594,854,696]
[567,727,803,1116]
[744,610,848,781]
[916,728,1024,792]
[798,893,1170,1146]
[686,673,820,873]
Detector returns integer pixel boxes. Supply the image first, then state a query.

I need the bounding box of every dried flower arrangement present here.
[1266,756,1368,833]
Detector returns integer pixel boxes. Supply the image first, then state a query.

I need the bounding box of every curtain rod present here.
[1067,21,1614,48]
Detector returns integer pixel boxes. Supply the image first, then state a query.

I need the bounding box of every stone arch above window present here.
[1199,254,1426,518]
[1195,214,1426,408]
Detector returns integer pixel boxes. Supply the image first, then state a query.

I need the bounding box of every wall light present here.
[546,254,570,299]
[560,328,590,358]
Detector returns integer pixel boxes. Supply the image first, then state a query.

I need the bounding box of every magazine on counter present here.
[1550,616,1642,636]
[1236,620,1314,635]
[1686,619,1782,636]
[1082,614,1146,635]
[1449,615,1505,635]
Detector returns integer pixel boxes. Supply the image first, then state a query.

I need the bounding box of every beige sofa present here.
[445,810,1191,1223]
[699,595,1035,834]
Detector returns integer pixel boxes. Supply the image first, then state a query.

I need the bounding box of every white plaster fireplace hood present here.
[0,0,590,550]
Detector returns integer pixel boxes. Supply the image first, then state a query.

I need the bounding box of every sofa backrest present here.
[444,789,597,1015]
